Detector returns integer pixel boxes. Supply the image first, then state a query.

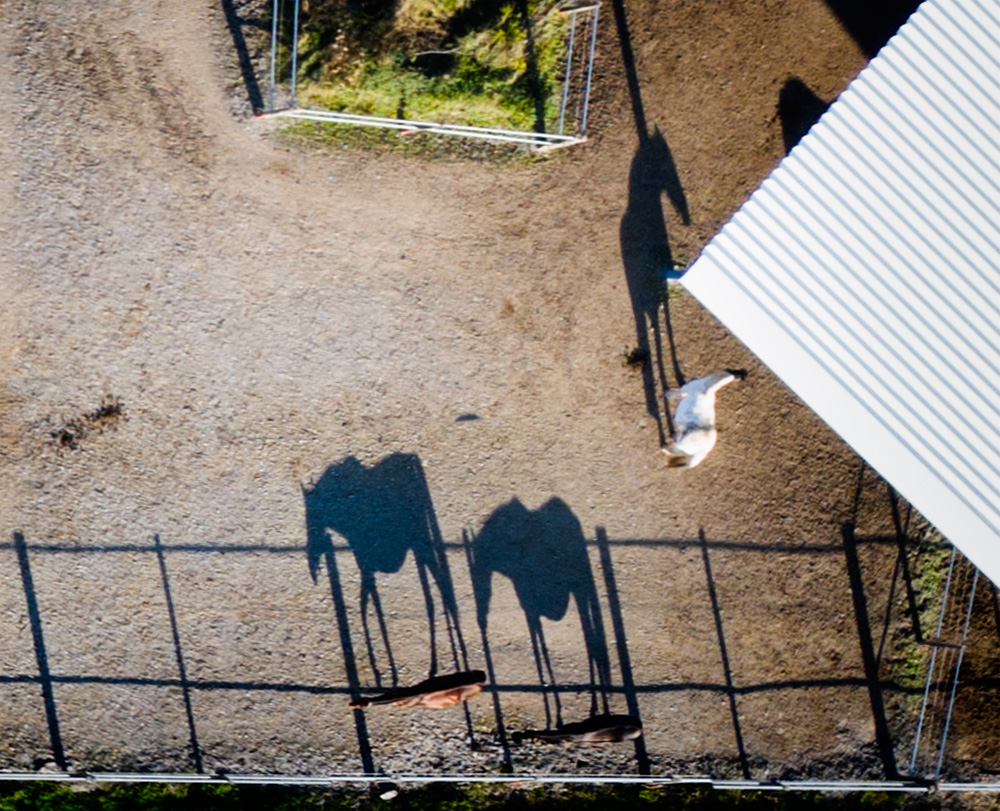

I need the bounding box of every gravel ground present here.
[2,0,999,782]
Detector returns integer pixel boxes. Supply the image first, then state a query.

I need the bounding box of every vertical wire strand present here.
[558,13,577,134]
[935,568,979,779]
[290,0,301,107]
[268,0,279,110]
[580,4,599,137]
[909,545,957,774]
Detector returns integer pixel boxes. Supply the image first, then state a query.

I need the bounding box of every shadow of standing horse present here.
[468,497,612,727]
[303,454,467,687]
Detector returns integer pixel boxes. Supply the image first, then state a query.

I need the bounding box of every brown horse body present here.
[350,670,485,710]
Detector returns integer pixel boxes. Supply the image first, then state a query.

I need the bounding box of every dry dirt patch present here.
[1,0,997,783]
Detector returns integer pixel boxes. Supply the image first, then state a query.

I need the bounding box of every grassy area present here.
[276,118,535,163]
[882,531,953,696]
[283,0,572,132]
[0,781,956,811]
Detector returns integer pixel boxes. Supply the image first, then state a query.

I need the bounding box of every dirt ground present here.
[2,0,999,784]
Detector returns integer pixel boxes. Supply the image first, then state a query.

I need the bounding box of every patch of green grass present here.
[285,0,571,137]
[300,58,536,130]
[276,118,538,163]
[0,781,949,811]
[883,532,953,693]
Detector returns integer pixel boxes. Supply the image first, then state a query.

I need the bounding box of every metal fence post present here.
[579,4,599,137]
[290,0,301,107]
[268,0,280,110]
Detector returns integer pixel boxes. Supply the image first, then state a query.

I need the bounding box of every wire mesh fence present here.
[907,550,981,780]
[2,527,998,791]
[259,0,599,149]
[3,463,997,789]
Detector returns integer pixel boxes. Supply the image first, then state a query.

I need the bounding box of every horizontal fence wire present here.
[0,772,996,792]
[259,109,585,148]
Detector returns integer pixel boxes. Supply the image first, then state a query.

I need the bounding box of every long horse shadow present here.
[303,454,468,687]
[467,497,612,729]
[612,0,689,446]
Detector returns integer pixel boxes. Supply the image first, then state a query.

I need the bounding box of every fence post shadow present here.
[516,0,548,134]
[596,527,650,774]
[991,582,1000,649]
[14,531,67,771]
[843,520,901,779]
[699,529,751,780]
[220,0,266,114]
[875,485,931,668]
[462,529,513,771]
[446,0,549,134]
[154,534,203,773]
[313,537,376,775]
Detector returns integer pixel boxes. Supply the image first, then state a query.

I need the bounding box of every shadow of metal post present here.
[596,527,650,774]
[154,534,203,773]
[843,521,901,779]
[991,582,1000,649]
[462,529,513,771]
[517,0,548,133]
[221,0,266,113]
[888,486,925,642]
[699,529,751,780]
[14,532,67,771]
[319,544,376,775]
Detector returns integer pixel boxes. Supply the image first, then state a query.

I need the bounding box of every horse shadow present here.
[467,497,612,727]
[610,0,690,445]
[619,127,690,444]
[303,453,467,688]
[777,78,830,154]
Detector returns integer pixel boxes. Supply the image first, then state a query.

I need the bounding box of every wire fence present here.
[2,529,996,792]
[3,473,996,790]
[1,770,999,793]
[907,550,981,780]
[260,0,599,149]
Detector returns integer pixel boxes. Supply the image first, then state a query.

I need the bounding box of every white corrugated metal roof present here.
[682,0,1000,584]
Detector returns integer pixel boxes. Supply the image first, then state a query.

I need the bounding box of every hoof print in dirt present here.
[50,395,124,450]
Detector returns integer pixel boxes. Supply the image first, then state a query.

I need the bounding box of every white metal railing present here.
[262,0,598,149]
[259,108,583,148]
[0,771,997,792]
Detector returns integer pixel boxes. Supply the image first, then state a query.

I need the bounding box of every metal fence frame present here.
[908,550,982,780]
[2,515,992,789]
[0,771,999,793]
[260,0,599,149]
